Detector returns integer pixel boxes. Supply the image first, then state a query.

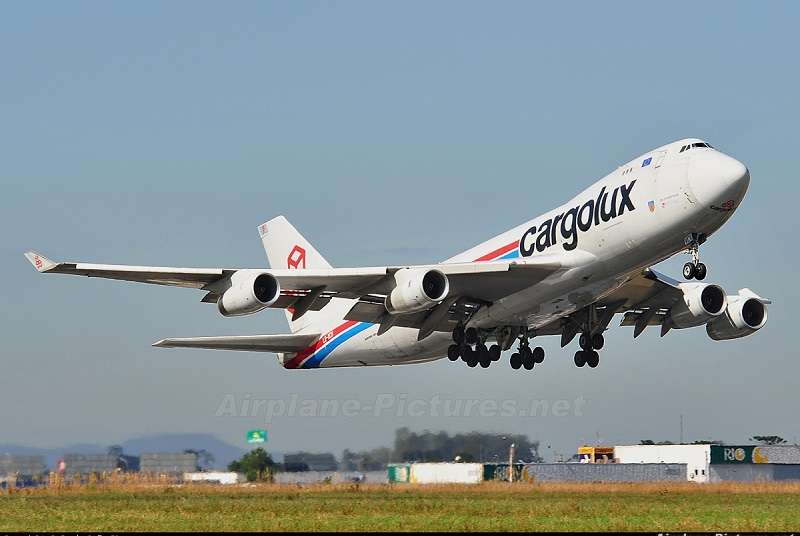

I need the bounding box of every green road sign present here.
[247,429,267,444]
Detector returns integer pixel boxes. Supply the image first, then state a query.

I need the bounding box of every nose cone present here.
[688,151,750,209]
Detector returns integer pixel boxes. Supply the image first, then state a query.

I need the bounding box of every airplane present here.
[25,138,770,371]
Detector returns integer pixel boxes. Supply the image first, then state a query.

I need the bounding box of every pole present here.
[509,443,516,483]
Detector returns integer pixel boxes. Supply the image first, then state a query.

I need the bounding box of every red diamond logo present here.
[287,245,306,269]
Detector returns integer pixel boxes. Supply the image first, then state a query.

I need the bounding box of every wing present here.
[153,333,320,352]
[529,268,692,345]
[24,251,561,332]
[599,269,691,337]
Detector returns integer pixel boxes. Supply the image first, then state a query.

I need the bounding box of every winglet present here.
[24,251,58,273]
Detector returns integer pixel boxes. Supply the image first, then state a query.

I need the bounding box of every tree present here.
[750,435,787,445]
[184,449,215,471]
[392,428,542,463]
[228,448,275,482]
[107,445,124,458]
[341,447,392,471]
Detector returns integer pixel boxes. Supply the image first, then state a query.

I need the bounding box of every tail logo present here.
[287,245,306,269]
[34,255,43,270]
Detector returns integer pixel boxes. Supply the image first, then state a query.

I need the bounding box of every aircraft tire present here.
[489,344,502,361]
[683,262,696,280]
[447,344,460,361]
[574,350,586,367]
[694,262,707,280]
[591,333,604,350]
[465,327,479,345]
[579,333,591,350]
[587,350,600,368]
[510,353,522,369]
[522,355,535,370]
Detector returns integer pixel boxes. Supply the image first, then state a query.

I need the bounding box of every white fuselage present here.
[286,138,750,369]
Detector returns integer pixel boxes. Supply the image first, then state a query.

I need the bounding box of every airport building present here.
[387,445,800,484]
[614,444,800,483]
[0,454,47,486]
[139,452,198,475]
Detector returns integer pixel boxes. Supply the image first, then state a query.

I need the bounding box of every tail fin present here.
[258,215,338,334]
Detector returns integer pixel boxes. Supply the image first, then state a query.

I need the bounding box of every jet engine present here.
[667,283,727,329]
[217,270,280,317]
[385,268,449,315]
[706,290,769,340]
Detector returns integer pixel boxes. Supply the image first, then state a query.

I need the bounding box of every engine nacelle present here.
[217,270,280,317]
[667,283,727,329]
[706,290,769,340]
[385,268,449,315]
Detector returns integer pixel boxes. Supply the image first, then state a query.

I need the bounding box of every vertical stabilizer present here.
[257,216,337,333]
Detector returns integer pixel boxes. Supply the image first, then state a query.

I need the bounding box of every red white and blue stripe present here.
[472,239,520,262]
[285,240,521,369]
[284,320,372,369]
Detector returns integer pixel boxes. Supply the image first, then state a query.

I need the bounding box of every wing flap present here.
[152,333,320,352]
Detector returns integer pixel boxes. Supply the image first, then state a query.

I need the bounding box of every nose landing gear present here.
[682,233,708,280]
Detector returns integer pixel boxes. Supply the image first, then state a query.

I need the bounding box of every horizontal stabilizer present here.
[153,333,319,353]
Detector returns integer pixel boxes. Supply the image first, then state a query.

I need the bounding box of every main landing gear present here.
[573,332,602,368]
[682,233,708,281]
[448,325,502,368]
[449,324,545,371]
[509,329,544,371]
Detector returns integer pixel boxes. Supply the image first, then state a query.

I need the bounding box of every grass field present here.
[2,481,799,532]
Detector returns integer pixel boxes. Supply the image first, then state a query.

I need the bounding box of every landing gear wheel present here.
[579,333,591,350]
[574,350,586,368]
[465,327,479,346]
[587,350,600,368]
[447,344,460,361]
[467,358,478,368]
[532,346,545,363]
[683,262,696,280]
[591,333,604,350]
[452,325,465,344]
[694,262,707,281]
[510,353,522,370]
[476,344,490,368]
[522,347,535,369]
[489,344,502,362]
[461,346,474,363]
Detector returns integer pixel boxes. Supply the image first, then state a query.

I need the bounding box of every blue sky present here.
[2,1,798,458]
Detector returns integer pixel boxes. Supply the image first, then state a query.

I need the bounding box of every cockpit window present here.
[680,142,714,153]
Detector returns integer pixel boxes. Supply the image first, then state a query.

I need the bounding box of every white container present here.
[614,444,709,482]
[409,463,483,484]
[183,471,240,485]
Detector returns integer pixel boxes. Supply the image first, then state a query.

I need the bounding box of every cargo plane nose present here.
[688,150,750,210]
